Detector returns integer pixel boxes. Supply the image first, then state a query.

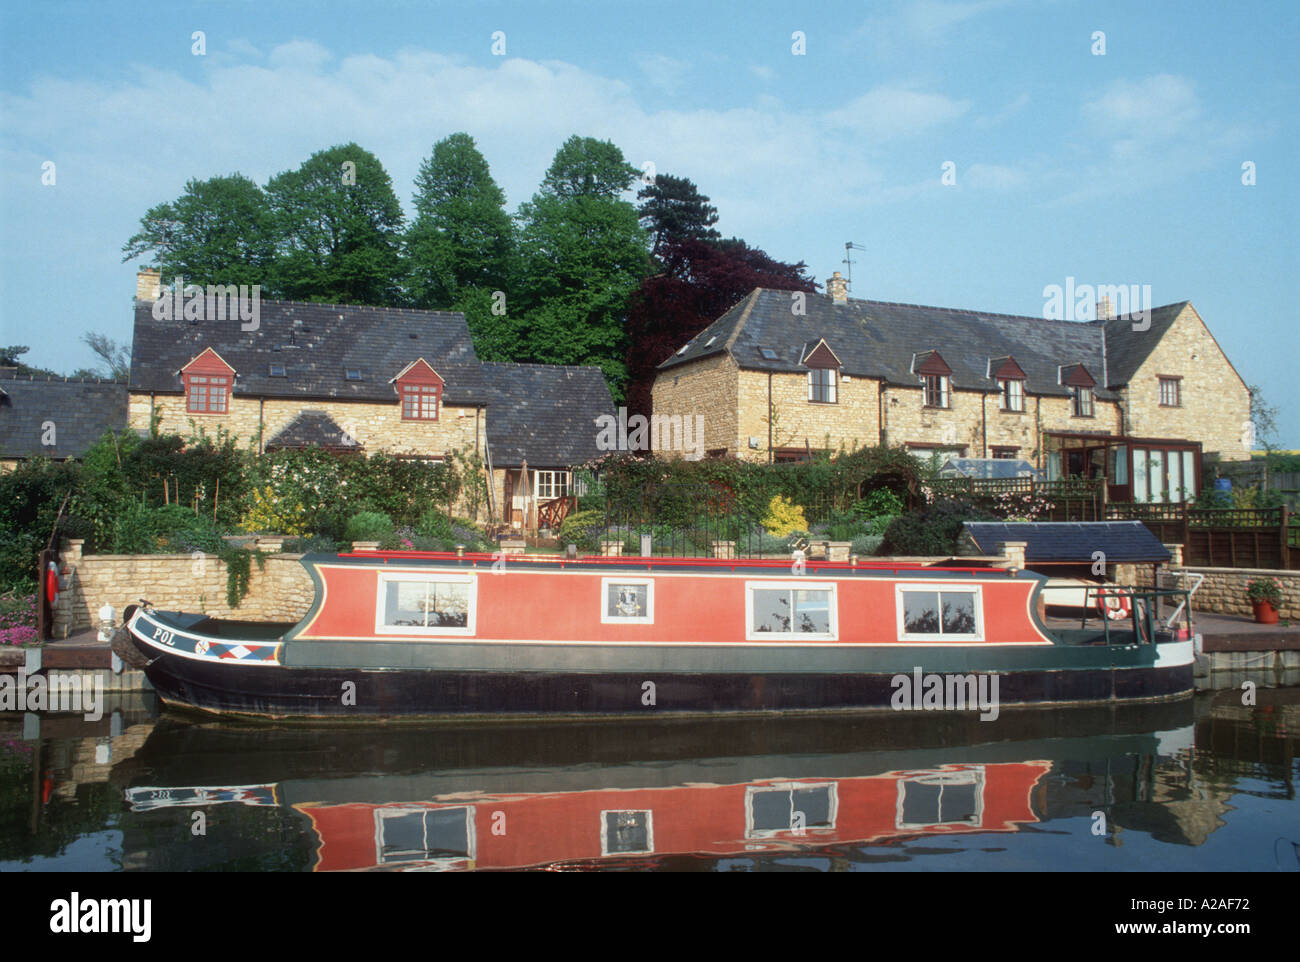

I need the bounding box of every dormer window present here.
[808,368,837,403]
[1071,385,1094,417]
[180,348,235,415]
[999,378,1023,411]
[801,338,841,404]
[923,374,949,408]
[392,358,444,422]
[1060,363,1097,418]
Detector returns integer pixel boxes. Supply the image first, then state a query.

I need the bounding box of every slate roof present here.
[658,288,1199,398]
[478,362,616,467]
[0,376,128,459]
[963,521,1172,564]
[265,410,361,452]
[939,458,1041,480]
[130,297,490,405]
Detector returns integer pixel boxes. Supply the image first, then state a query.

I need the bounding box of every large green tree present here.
[120,173,273,287]
[266,144,405,305]
[637,173,720,256]
[406,133,515,357]
[514,136,649,394]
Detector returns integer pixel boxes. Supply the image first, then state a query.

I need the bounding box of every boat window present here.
[375,806,474,865]
[600,810,654,855]
[601,577,654,624]
[376,574,476,635]
[895,769,984,829]
[896,584,983,641]
[746,783,837,838]
[746,582,837,639]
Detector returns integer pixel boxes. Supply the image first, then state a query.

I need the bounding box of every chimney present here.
[828,271,848,305]
[1096,295,1113,321]
[135,268,161,301]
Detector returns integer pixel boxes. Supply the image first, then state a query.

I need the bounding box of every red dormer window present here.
[392,358,444,421]
[180,348,235,415]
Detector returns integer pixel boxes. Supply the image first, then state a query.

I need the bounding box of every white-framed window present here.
[1071,385,1094,417]
[1159,377,1181,407]
[745,581,837,640]
[998,378,1024,411]
[600,577,654,625]
[807,368,837,403]
[374,805,475,865]
[375,572,476,636]
[896,583,983,641]
[535,470,570,499]
[745,782,838,839]
[600,810,654,855]
[923,374,949,408]
[895,768,984,829]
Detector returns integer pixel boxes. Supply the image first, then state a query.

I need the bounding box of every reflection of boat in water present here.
[116,552,1195,719]
[110,699,1199,871]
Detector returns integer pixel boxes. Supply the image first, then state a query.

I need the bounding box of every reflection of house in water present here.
[298,763,1050,871]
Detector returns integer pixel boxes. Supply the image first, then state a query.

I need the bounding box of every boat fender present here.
[45,560,60,608]
[1096,586,1131,621]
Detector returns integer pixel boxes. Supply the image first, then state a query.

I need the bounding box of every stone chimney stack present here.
[828,271,848,305]
[1096,295,1113,321]
[135,268,160,301]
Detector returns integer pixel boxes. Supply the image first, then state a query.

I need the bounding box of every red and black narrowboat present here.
[116,551,1194,719]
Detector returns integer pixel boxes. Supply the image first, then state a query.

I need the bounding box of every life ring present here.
[1096,586,1130,621]
[45,561,60,607]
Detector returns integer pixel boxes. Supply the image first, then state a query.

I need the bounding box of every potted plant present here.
[1246,577,1284,624]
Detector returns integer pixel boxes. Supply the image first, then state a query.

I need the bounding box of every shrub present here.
[1245,577,1284,607]
[854,488,906,520]
[343,511,395,544]
[851,534,884,556]
[762,495,808,538]
[746,527,793,556]
[881,500,993,556]
[0,589,38,647]
[558,510,607,553]
[868,513,899,537]
[416,509,456,542]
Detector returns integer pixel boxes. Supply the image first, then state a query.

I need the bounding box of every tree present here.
[622,237,817,418]
[81,333,130,381]
[514,136,649,393]
[637,173,720,256]
[1248,384,1278,454]
[0,345,59,378]
[120,174,274,287]
[266,144,405,305]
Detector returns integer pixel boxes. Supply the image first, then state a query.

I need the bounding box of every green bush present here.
[851,534,884,556]
[416,509,456,542]
[854,487,906,520]
[881,500,992,556]
[558,510,606,553]
[343,511,395,544]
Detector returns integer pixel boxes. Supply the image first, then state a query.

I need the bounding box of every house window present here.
[746,582,836,639]
[401,384,439,420]
[808,368,837,403]
[896,584,983,641]
[601,578,654,625]
[746,783,837,838]
[346,368,363,381]
[376,573,475,636]
[1071,385,1094,417]
[923,374,949,408]
[375,806,474,864]
[896,769,983,829]
[991,447,1019,459]
[186,374,229,414]
[1159,377,1181,407]
[535,470,570,499]
[600,811,654,855]
[998,378,1024,412]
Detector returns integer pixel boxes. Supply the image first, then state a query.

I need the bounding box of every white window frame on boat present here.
[599,809,655,856]
[600,577,655,625]
[895,583,984,642]
[373,804,476,866]
[744,781,839,839]
[744,581,838,641]
[894,768,985,829]
[374,571,477,637]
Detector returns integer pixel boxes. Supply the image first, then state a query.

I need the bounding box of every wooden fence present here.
[928,477,1105,521]
[1104,503,1297,570]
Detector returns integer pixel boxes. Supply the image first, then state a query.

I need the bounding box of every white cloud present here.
[823,86,970,139]
[636,53,689,95]
[1082,74,1201,154]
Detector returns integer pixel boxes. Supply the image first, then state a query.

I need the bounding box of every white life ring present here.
[1096,586,1131,621]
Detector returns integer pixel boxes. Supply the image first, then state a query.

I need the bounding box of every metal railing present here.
[1079,585,1193,646]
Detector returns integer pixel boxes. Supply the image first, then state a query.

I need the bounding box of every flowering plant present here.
[1245,577,1283,607]
[0,590,39,647]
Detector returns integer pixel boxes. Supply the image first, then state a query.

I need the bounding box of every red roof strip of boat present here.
[332,551,1010,575]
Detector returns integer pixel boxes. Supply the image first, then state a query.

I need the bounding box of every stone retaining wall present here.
[1138,565,1300,619]
[52,541,314,636]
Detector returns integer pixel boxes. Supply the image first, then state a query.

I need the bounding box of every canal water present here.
[1,687,1296,872]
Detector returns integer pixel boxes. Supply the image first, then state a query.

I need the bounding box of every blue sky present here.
[2,0,1296,442]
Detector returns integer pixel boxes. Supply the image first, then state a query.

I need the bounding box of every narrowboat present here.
[114,550,1195,719]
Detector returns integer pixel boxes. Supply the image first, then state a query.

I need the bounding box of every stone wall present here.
[128,392,486,458]
[651,353,739,455]
[738,369,880,461]
[1122,304,1252,461]
[52,541,315,636]
[1137,564,1300,619]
